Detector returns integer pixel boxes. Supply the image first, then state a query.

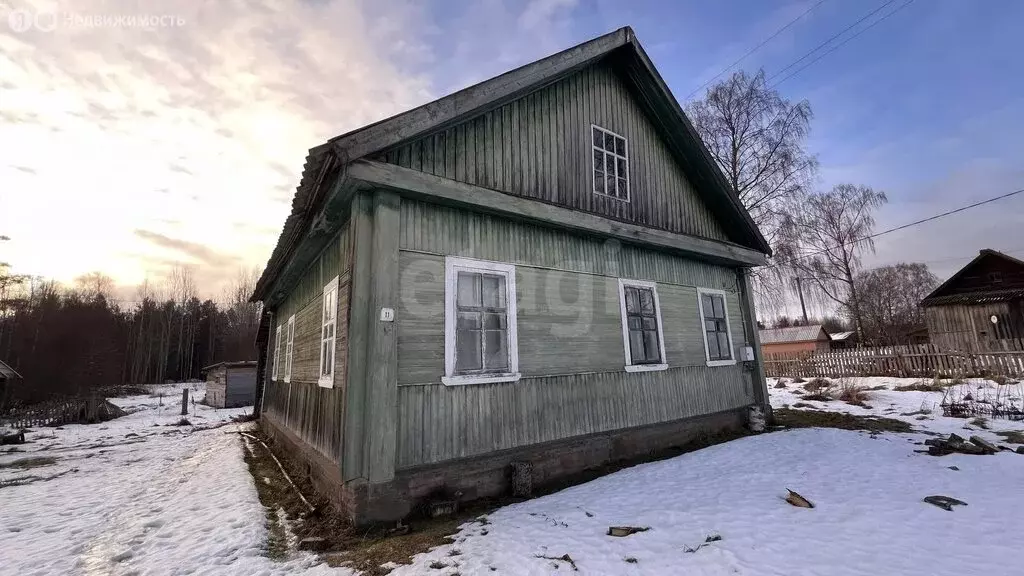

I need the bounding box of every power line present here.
[771,186,1024,268]
[770,0,917,88]
[685,0,830,100]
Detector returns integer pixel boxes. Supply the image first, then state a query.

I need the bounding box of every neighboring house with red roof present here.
[921,249,1024,349]
[758,325,831,355]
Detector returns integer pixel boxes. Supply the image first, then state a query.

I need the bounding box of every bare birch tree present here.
[686,69,818,306]
[854,263,938,345]
[779,183,888,336]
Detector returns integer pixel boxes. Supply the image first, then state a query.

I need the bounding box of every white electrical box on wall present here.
[740,346,755,361]
[380,307,395,322]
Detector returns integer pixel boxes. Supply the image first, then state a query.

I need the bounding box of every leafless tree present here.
[74,271,115,300]
[855,263,938,345]
[687,69,818,305]
[779,183,888,337]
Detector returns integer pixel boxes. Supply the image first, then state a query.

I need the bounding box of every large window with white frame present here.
[592,125,629,201]
[318,276,339,387]
[284,315,295,383]
[697,288,735,366]
[272,324,282,380]
[443,256,520,386]
[617,279,667,372]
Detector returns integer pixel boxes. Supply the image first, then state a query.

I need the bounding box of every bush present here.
[835,379,870,406]
[803,378,832,393]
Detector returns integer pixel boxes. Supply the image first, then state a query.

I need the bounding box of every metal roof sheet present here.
[759,325,828,344]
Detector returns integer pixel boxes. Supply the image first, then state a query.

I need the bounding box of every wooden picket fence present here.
[1,396,126,429]
[764,340,1024,379]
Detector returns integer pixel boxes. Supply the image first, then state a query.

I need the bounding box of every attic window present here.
[989,272,1003,284]
[592,125,629,201]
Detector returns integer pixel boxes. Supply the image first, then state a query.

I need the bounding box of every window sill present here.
[706,359,737,367]
[317,377,334,388]
[442,373,522,386]
[624,363,668,373]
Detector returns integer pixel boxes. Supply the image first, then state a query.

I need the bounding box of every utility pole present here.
[796,276,809,325]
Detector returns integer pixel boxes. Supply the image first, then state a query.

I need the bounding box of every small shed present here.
[759,325,832,355]
[201,361,258,408]
[0,359,23,410]
[828,331,857,349]
[921,249,1024,349]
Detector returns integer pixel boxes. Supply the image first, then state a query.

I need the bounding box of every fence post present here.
[181,389,189,416]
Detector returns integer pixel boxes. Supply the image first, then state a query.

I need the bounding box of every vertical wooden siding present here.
[394,199,753,468]
[925,302,1019,350]
[375,62,730,244]
[263,222,352,462]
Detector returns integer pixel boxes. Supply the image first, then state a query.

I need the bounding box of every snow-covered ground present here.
[4,377,1024,576]
[0,383,338,576]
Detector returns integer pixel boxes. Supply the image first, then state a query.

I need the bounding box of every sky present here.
[1,0,1022,305]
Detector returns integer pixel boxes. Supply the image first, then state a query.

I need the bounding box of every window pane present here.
[624,287,639,313]
[615,137,625,156]
[482,312,506,330]
[641,316,656,330]
[593,171,605,194]
[457,272,481,307]
[593,127,603,147]
[643,330,660,362]
[639,289,655,315]
[717,332,731,359]
[593,148,604,171]
[705,319,717,332]
[616,157,626,178]
[606,174,616,197]
[712,295,725,318]
[455,329,482,372]
[482,274,505,308]
[707,332,720,359]
[484,330,508,371]
[629,330,645,361]
[457,311,480,330]
[701,294,714,318]
[605,132,615,151]
[617,178,628,199]
[627,315,641,330]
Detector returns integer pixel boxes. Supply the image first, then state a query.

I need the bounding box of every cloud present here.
[133,229,240,268]
[0,0,437,295]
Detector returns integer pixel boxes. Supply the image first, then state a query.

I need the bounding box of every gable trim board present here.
[252,26,770,304]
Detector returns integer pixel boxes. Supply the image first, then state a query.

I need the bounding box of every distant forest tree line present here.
[0,266,262,407]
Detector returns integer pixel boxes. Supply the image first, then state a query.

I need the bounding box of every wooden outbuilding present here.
[921,249,1024,349]
[0,359,23,411]
[759,325,832,355]
[201,361,258,408]
[250,27,772,525]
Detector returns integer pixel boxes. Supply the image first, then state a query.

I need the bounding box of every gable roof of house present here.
[921,249,1024,307]
[0,359,21,380]
[759,325,830,345]
[252,26,770,302]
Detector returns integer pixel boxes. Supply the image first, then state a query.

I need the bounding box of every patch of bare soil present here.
[774,408,913,433]
[240,425,754,575]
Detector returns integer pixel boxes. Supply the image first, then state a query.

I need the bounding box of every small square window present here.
[592,125,629,202]
[989,272,1003,284]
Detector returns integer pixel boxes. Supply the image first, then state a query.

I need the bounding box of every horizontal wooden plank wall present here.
[394,199,753,468]
[396,367,748,468]
[374,61,730,244]
[264,222,352,463]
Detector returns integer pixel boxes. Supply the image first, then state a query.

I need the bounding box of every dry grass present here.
[773,381,788,389]
[835,379,870,406]
[894,380,947,393]
[802,378,832,393]
[774,408,913,433]
[791,377,807,384]
[995,430,1024,444]
[0,456,58,470]
[800,393,832,402]
[969,417,990,430]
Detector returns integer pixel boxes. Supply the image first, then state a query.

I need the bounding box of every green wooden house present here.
[251,27,771,525]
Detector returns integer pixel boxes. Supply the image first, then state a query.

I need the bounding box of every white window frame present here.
[617,278,668,373]
[272,325,282,380]
[283,315,295,383]
[591,124,630,202]
[697,287,736,367]
[318,276,340,388]
[443,256,520,386]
